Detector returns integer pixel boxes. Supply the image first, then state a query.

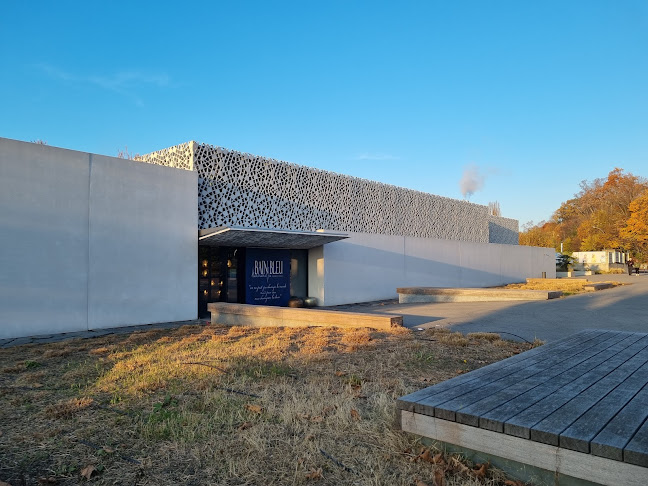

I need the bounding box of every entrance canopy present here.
[198,226,348,249]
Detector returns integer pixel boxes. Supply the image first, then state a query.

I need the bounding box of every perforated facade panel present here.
[138,141,519,244]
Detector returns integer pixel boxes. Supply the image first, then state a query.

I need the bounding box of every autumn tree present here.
[519,168,648,254]
[620,190,648,262]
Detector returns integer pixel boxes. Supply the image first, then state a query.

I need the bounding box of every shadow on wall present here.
[320,238,552,306]
[488,220,519,245]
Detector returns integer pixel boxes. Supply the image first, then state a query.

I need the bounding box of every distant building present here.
[572,250,629,272]
[0,137,555,339]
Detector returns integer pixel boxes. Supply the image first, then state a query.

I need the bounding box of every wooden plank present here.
[416,331,623,420]
[503,335,648,439]
[208,302,402,330]
[477,333,645,432]
[624,413,648,467]
[400,411,648,486]
[438,331,634,425]
[457,332,646,430]
[559,359,648,453]
[591,385,648,461]
[397,330,608,413]
[529,345,648,446]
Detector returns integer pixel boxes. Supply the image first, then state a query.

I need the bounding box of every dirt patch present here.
[0,325,533,485]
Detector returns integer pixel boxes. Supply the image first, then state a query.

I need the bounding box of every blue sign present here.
[245,248,291,306]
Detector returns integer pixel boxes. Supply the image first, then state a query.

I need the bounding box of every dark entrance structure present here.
[197,227,348,318]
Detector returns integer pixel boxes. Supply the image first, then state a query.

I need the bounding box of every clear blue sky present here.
[2,1,646,226]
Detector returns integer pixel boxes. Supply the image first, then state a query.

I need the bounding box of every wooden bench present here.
[208,302,403,330]
[397,287,562,303]
[397,330,648,485]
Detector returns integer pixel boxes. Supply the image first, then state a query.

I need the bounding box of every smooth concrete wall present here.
[0,139,91,337]
[307,245,325,305]
[0,138,198,339]
[315,232,555,306]
[88,155,197,329]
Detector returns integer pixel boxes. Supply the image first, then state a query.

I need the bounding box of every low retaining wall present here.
[397,287,562,303]
[208,302,403,330]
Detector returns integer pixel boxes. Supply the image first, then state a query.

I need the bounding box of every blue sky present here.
[1,1,646,225]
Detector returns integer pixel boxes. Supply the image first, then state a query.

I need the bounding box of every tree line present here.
[520,168,648,262]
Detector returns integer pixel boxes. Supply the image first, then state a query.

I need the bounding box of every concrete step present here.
[583,282,615,291]
[397,287,562,303]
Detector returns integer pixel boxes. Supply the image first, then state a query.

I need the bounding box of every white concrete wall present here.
[0,138,198,339]
[88,155,197,329]
[315,232,555,306]
[0,140,91,337]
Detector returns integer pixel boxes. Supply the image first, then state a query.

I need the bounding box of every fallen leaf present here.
[473,463,488,478]
[237,421,253,431]
[305,434,315,441]
[245,404,263,414]
[102,447,114,453]
[305,467,323,480]
[299,413,311,420]
[350,409,361,421]
[310,415,324,423]
[0,482,12,486]
[433,453,446,465]
[415,480,429,486]
[418,448,431,462]
[335,371,346,376]
[449,457,470,475]
[80,465,96,480]
[322,406,335,415]
[433,468,445,486]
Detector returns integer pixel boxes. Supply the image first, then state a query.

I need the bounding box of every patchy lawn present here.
[0,325,534,486]
[501,279,622,296]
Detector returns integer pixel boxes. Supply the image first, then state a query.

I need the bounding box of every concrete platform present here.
[397,287,562,303]
[583,282,615,291]
[208,302,403,330]
[397,330,648,485]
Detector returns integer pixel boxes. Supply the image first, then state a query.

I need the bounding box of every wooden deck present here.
[398,330,648,485]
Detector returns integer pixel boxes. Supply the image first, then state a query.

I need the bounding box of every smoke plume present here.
[460,164,485,199]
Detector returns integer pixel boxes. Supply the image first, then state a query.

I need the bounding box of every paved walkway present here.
[2,274,646,348]
[346,274,648,342]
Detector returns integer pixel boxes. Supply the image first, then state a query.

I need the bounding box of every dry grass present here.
[0,324,533,486]
[502,279,621,296]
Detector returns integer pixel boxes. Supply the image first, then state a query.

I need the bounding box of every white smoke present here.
[460,164,485,199]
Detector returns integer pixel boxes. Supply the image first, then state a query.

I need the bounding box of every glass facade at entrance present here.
[198,246,246,317]
[198,246,309,318]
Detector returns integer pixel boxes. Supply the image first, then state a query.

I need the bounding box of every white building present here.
[572,250,628,272]
[0,138,555,339]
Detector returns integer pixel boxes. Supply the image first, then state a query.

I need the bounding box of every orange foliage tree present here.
[520,168,648,259]
[620,190,648,261]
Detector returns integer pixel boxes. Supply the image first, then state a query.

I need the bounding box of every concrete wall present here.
[0,138,198,339]
[311,232,555,306]
[1,140,91,336]
[87,154,197,329]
